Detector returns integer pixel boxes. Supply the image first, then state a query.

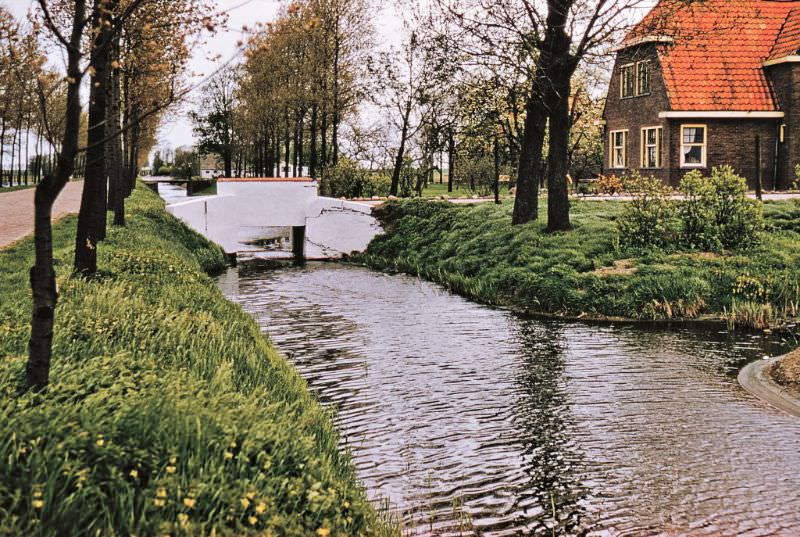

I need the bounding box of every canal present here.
[217,263,800,536]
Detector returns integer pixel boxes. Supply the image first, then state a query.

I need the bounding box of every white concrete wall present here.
[166,196,239,254]
[304,197,383,259]
[217,180,318,228]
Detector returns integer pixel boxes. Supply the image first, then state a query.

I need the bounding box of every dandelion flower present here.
[248,516,258,526]
[240,497,250,509]
[157,488,168,498]
[316,528,330,537]
[223,451,233,460]
[96,436,105,447]
[183,497,196,509]
[166,466,176,474]
[32,499,44,509]
[246,491,255,500]
[129,469,139,479]
[153,498,165,507]
[255,502,267,514]
[177,513,189,525]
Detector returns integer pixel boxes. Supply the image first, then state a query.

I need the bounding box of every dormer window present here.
[620,60,651,98]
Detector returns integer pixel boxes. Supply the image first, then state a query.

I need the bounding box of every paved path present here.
[0,181,83,249]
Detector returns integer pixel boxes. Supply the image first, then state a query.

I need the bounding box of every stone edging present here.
[738,355,800,418]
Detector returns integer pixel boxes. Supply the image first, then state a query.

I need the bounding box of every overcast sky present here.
[4,0,404,149]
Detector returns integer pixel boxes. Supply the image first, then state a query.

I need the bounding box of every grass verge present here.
[359,198,800,330]
[0,185,395,536]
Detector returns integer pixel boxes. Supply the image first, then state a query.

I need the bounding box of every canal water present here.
[216,264,800,536]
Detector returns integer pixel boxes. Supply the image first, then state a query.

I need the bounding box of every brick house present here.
[602,0,800,190]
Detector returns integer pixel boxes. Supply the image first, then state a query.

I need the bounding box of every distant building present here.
[603,0,800,190]
[200,154,224,179]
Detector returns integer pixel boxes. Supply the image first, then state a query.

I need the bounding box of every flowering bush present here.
[595,174,624,195]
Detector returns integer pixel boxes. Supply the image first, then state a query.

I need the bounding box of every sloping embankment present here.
[0,185,394,536]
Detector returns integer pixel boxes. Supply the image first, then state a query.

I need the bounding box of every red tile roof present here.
[623,0,800,111]
[771,6,800,59]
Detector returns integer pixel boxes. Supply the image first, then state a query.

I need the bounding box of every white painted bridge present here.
[164,177,382,261]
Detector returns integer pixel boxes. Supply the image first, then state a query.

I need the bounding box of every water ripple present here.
[217,264,800,536]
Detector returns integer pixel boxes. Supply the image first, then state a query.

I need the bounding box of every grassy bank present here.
[360,199,800,330]
[0,186,394,536]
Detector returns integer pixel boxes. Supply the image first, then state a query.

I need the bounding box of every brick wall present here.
[768,63,800,189]
[602,44,671,183]
[665,119,779,189]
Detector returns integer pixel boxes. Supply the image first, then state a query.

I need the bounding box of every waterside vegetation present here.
[0,186,394,536]
[360,188,800,332]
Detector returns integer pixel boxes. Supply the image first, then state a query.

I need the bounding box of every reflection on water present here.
[217,264,800,536]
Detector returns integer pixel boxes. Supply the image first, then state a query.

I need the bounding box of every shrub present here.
[617,172,675,249]
[458,157,496,197]
[707,166,763,249]
[595,174,624,195]
[678,170,719,250]
[320,159,390,198]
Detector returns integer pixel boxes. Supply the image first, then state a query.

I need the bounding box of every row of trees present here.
[191,0,612,213]
[192,0,371,180]
[25,0,220,389]
[0,8,76,187]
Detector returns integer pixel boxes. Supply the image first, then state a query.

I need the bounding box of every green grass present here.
[419,180,512,199]
[360,198,800,329]
[0,185,396,536]
[0,183,37,192]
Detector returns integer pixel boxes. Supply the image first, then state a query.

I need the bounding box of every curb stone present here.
[738,354,800,418]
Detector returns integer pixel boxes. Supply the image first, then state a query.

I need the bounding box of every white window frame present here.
[610,130,628,169]
[637,61,651,95]
[680,124,707,168]
[640,126,662,169]
[620,64,636,99]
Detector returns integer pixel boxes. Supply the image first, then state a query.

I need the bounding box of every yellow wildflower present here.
[240,497,250,509]
[317,528,330,537]
[343,500,350,509]
[248,516,258,526]
[223,451,233,460]
[157,488,167,498]
[166,466,176,474]
[129,469,139,479]
[183,497,196,509]
[32,499,44,510]
[169,456,177,465]
[246,491,255,500]
[153,499,165,507]
[177,513,189,525]
[96,436,105,447]
[255,502,267,514]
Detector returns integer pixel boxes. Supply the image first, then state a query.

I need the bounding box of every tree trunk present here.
[75,5,113,275]
[390,101,413,196]
[284,112,291,178]
[448,130,455,193]
[546,68,572,232]
[512,78,549,225]
[310,104,318,179]
[27,0,86,390]
[109,31,125,226]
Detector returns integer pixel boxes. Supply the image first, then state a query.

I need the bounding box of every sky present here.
[4,0,405,150]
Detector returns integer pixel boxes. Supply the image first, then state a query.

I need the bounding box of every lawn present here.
[419,179,513,199]
[360,198,800,330]
[0,185,395,536]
